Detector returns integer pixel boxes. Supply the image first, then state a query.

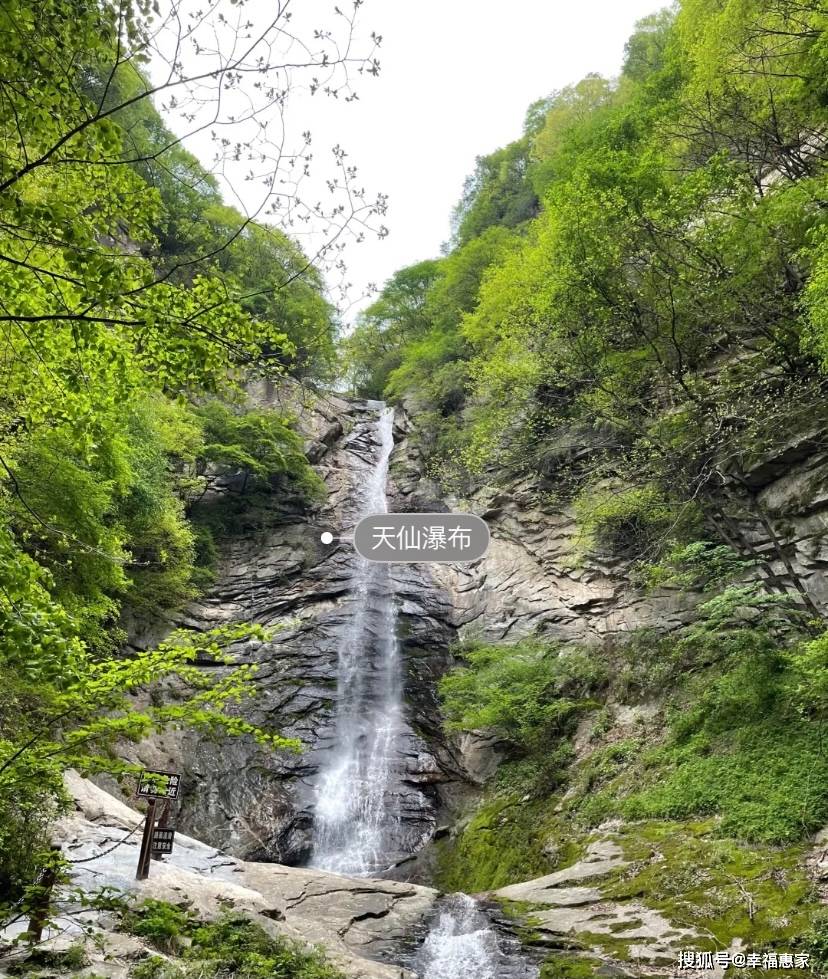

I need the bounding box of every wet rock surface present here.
[403,893,540,979]
[20,773,437,979]
[117,390,467,869]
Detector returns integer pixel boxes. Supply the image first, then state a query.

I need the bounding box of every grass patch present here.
[118,900,343,979]
[570,647,828,844]
[540,953,607,978]
[7,943,89,974]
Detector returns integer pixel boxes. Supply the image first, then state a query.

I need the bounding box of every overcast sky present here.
[331,0,665,317]
[153,0,665,320]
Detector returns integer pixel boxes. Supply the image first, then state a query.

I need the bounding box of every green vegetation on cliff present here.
[436,551,828,967]
[344,1,828,569]
[0,0,369,927]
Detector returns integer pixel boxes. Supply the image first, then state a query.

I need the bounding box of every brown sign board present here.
[151,828,176,854]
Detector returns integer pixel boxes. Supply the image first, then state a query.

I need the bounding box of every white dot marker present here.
[320,531,334,545]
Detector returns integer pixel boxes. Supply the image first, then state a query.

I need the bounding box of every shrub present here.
[130,958,184,979]
[439,640,605,754]
[186,915,342,979]
[196,401,324,499]
[639,540,750,591]
[574,484,701,560]
[121,899,195,953]
[122,906,345,979]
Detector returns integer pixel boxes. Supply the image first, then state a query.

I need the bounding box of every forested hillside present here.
[0,0,377,925]
[346,1,827,517]
[4,1,828,977]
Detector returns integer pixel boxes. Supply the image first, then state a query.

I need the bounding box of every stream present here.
[308,404,538,978]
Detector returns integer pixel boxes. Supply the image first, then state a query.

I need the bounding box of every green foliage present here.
[640,539,751,590]
[575,618,828,843]
[8,941,90,973]
[0,0,336,921]
[340,260,443,398]
[528,74,617,196]
[197,401,324,497]
[119,903,344,979]
[452,138,539,246]
[185,915,342,979]
[440,640,605,755]
[799,911,828,975]
[622,8,677,83]
[341,0,828,552]
[343,226,519,472]
[0,619,299,918]
[540,956,602,979]
[121,900,196,953]
[573,485,701,560]
[444,593,828,869]
[435,794,578,893]
[602,820,818,951]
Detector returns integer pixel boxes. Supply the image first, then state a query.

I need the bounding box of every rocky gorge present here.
[2,3,827,978]
[46,378,828,979]
[10,390,546,979]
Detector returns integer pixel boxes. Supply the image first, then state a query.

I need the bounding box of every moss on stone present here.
[446,805,824,976]
[600,821,818,950]
[539,953,606,979]
[435,793,584,893]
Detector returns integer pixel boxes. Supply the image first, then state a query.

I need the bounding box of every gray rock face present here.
[388,410,699,648]
[717,423,828,612]
[120,389,467,870]
[390,406,828,646]
[119,388,828,883]
[36,773,437,979]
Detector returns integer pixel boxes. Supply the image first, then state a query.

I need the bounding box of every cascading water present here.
[310,403,417,876]
[414,895,538,979]
[309,404,538,979]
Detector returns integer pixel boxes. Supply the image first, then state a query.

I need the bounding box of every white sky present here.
[152,0,665,320]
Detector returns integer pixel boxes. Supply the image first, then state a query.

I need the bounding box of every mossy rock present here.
[540,953,610,979]
[599,821,819,950]
[435,793,585,893]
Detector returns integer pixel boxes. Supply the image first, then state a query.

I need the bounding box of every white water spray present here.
[310,404,407,876]
[307,405,536,977]
[414,894,537,979]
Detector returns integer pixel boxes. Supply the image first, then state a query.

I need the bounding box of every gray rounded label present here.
[354,513,490,563]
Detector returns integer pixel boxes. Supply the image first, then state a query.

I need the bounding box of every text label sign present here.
[151,828,176,854]
[354,513,490,563]
[137,770,181,800]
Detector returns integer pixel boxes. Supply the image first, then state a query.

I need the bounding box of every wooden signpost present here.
[135,770,181,880]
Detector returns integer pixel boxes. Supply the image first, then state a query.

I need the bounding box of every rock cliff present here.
[114,387,467,871]
[113,384,828,880]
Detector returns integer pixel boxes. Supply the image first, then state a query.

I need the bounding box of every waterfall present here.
[307,405,539,978]
[414,895,538,979]
[310,403,410,876]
